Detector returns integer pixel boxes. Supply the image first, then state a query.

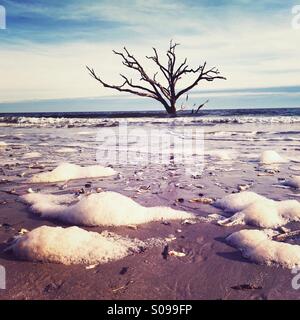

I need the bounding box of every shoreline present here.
[1,107,300,120]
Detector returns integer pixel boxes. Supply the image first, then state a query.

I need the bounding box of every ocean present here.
[0,107,299,170]
[1,107,300,128]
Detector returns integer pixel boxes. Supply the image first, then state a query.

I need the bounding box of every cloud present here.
[0,0,299,103]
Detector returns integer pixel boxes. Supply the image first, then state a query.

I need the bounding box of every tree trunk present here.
[166,105,177,116]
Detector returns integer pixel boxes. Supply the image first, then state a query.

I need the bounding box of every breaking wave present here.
[1,114,300,128]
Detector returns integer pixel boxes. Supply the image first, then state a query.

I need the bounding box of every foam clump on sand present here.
[227,229,300,269]
[29,163,116,183]
[8,226,146,265]
[206,149,236,161]
[55,147,76,153]
[0,141,7,147]
[259,150,287,164]
[23,152,42,159]
[215,191,300,228]
[214,192,266,213]
[283,176,300,189]
[21,191,194,226]
[22,193,75,206]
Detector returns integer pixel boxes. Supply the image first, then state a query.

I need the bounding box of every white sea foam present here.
[55,147,76,153]
[259,150,287,165]
[21,191,194,226]
[206,149,236,161]
[1,115,300,128]
[0,141,7,147]
[8,226,148,265]
[215,191,300,228]
[77,131,93,135]
[227,229,300,269]
[23,151,42,159]
[29,163,116,183]
[37,143,49,146]
[214,192,266,213]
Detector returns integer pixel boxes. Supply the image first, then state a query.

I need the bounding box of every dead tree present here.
[87,41,226,115]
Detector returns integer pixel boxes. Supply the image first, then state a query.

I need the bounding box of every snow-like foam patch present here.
[29,163,116,183]
[22,193,75,206]
[0,141,7,147]
[23,151,42,159]
[8,226,147,265]
[21,191,194,226]
[260,150,287,164]
[227,229,300,269]
[214,192,266,213]
[55,147,76,153]
[206,149,236,161]
[215,191,300,228]
[78,131,93,135]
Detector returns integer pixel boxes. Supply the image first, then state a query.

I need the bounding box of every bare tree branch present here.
[195,99,209,114]
[175,63,226,100]
[86,66,157,99]
[87,42,226,115]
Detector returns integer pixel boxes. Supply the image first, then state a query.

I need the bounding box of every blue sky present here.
[0,0,300,111]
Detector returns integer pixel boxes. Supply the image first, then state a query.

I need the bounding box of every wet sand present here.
[0,158,299,300]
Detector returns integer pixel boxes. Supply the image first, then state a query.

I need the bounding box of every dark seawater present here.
[1,107,300,119]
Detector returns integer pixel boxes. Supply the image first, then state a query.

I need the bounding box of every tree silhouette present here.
[87,41,226,115]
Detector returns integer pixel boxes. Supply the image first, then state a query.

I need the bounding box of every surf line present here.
[107,304,142,318]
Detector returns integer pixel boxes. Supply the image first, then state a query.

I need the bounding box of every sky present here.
[0,0,300,112]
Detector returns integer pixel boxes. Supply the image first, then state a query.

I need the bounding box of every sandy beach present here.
[0,111,300,300]
[2,0,300,306]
